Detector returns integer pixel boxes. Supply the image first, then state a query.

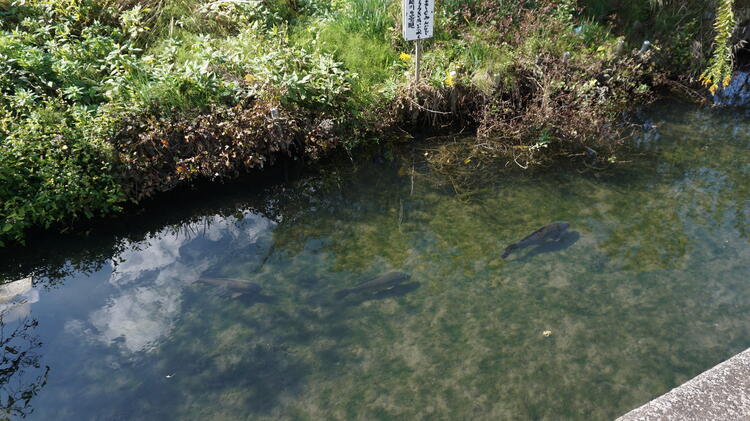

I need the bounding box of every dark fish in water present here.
[335,271,411,299]
[501,222,570,258]
[197,278,262,298]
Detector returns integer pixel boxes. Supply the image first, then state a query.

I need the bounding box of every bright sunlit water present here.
[1,101,749,420]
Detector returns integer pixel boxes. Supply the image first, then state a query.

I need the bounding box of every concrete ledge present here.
[617,348,750,421]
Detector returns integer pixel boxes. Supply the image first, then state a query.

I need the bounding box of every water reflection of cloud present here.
[0,277,40,324]
[90,285,181,353]
[67,211,274,354]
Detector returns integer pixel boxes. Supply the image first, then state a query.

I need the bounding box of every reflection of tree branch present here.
[0,313,49,420]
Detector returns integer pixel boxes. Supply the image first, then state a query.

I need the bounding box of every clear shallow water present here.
[1,101,750,420]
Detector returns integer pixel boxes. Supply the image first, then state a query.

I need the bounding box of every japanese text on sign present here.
[402,0,433,41]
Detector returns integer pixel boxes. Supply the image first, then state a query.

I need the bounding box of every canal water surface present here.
[1,101,749,420]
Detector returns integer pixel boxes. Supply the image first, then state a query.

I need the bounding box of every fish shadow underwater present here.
[232,291,276,306]
[509,231,581,261]
[192,282,276,307]
[341,282,421,306]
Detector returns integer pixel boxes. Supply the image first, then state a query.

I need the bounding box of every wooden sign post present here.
[403,0,433,83]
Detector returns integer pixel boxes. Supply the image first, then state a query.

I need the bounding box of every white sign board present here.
[403,0,433,41]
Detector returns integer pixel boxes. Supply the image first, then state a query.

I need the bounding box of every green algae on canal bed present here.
[1,100,750,420]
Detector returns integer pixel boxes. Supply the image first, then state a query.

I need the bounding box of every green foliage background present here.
[0,0,735,244]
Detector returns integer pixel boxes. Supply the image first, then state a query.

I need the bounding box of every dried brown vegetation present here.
[472,52,660,167]
[392,83,483,129]
[401,50,660,186]
[114,98,340,201]
[393,1,666,182]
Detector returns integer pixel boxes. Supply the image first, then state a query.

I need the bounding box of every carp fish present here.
[501,222,570,258]
[335,271,411,299]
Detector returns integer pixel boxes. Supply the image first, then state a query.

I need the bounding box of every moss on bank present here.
[0,0,726,244]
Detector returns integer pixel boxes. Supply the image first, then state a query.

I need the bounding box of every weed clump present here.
[396,1,662,175]
[114,96,343,201]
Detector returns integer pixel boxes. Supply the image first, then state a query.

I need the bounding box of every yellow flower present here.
[709,84,718,96]
[444,70,456,87]
[723,75,732,87]
[244,74,257,84]
[399,52,411,62]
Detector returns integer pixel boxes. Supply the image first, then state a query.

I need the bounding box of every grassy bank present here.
[0,0,722,244]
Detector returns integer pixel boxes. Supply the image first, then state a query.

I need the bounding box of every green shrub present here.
[0,102,123,245]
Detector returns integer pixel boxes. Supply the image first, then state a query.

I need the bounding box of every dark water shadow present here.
[296,276,321,287]
[342,282,421,306]
[513,231,581,261]
[235,292,276,306]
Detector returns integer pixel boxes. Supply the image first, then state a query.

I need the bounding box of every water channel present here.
[0,100,749,420]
